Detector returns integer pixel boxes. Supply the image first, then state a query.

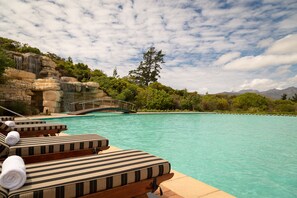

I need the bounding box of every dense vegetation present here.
[1,37,297,115]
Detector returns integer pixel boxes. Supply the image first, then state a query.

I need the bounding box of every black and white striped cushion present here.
[0,133,108,158]
[10,134,109,157]
[11,123,67,132]
[0,116,14,121]
[14,120,46,125]
[2,150,171,198]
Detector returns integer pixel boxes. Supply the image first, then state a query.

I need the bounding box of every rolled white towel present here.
[5,131,20,146]
[0,155,26,190]
[4,121,15,127]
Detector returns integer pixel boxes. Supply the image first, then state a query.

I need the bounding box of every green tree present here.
[135,87,174,110]
[113,67,119,78]
[0,37,21,51]
[281,93,287,100]
[129,47,165,86]
[149,82,175,94]
[91,69,107,78]
[200,95,229,111]
[116,83,138,102]
[232,93,270,111]
[273,100,296,113]
[55,58,75,77]
[73,63,91,82]
[0,48,15,80]
[290,93,297,102]
[179,92,202,111]
[18,44,41,54]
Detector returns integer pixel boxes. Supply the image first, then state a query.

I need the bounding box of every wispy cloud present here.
[223,34,297,71]
[240,79,280,90]
[214,52,241,65]
[1,0,297,93]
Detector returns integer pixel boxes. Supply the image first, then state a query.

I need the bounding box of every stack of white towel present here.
[0,156,26,190]
[5,131,20,146]
[4,121,20,146]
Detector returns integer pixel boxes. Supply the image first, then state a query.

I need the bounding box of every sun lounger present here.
[13,120,46,125]
[0,150,173,198]
[0,121,67,137]
[0,117,14,121]
[0,133,109,163]
[0,117,46,125]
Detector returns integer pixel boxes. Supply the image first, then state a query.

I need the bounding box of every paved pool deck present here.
[16,113,236,198]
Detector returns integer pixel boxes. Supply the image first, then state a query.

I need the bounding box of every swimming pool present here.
[48,113,297,197]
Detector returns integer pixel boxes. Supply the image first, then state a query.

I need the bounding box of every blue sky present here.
[1,0,297,93]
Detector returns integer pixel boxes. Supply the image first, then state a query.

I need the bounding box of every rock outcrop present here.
[39,56,60,79]
[11,52,42,76]
[33,78,63,113]
[60,76,109,112]
[0,68,35,103]
[1,52,109,114]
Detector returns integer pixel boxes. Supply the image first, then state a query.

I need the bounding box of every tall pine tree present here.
[129,47,165,86]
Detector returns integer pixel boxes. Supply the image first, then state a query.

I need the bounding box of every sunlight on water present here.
[48,113,297,198]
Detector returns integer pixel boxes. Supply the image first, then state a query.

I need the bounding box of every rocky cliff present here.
[1,52,109,114]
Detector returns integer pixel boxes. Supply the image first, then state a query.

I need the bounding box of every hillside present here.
[261,87,297,99]
[219,87,297,100]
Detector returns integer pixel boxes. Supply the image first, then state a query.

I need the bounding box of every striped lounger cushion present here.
[0,150,171,198]
[0,122,67,133]
[14,120,46,125]
[0,117,14,121]
[0,133,109,158]
[11,123,67,132]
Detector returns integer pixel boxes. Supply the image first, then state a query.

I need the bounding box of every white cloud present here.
[287,74,297,86]
[224,34,297,71]
[273,65,292,76]
[278,13,297,30]
[240,79,280,91]
[257,38,274,48]
[214,52,241,65]
[159,66,250,94]
[224,54,297,71]
[266,34,297,55]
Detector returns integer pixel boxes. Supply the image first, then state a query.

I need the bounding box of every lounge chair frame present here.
[82,173,174,198]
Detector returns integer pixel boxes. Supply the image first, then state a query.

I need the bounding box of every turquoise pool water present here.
[48,113,297,198]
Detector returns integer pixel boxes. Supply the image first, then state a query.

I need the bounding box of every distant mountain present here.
[218,87,297,99]
[261,87,297,99]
